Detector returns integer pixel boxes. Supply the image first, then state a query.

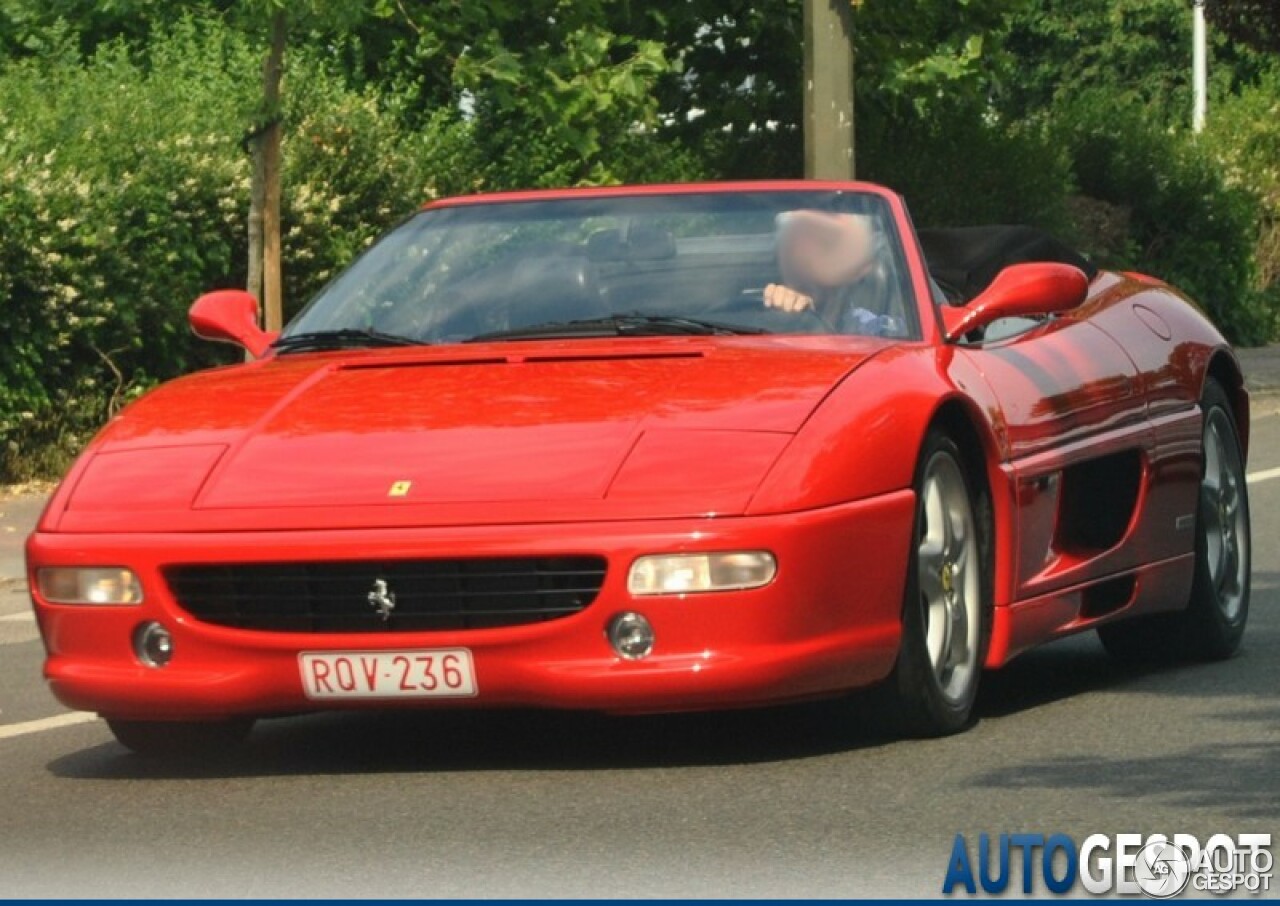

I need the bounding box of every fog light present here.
[627,551,777,595]
[36,567,143,605]
[134,621,173,668]
[607,612,654,660]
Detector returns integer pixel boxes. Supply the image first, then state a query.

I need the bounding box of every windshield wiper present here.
[466,314,768,343]
[272,328,429,354]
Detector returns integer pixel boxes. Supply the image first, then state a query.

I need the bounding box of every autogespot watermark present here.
[942,833,1273,897]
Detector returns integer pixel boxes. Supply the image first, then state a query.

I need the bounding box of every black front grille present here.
[164,556,608,632]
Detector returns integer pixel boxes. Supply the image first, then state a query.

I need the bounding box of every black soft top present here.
[916,225,1097,304]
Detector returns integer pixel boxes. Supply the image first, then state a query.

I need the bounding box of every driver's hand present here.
[763,283,814,314]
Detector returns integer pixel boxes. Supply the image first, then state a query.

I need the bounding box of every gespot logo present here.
[942,832,1273,897]
[1134,840,1192,898]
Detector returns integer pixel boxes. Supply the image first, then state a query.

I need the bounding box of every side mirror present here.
[189,290,276,358]
[942,263,1089,342]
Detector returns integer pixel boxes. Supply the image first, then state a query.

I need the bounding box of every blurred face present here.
[778,211,876,289]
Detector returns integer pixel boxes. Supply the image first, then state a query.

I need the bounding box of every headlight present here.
[627,552,777,596]
[36,568,144,605]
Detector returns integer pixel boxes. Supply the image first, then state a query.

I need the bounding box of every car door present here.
[959,306,1151,602]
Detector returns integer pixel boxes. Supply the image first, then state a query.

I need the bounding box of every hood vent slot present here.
[338,349,704,371]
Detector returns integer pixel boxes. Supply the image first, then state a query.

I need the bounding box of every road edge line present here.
[0,712,99,741]
[1246,465,1280,485]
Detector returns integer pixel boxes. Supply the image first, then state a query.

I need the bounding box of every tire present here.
[106,718,254,758]
[885,428,993,737]
[1098,377,1250,662]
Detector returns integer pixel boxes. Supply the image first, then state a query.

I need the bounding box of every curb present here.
[1238,345,1280,397]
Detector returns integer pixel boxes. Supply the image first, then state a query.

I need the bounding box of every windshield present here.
[283,191,920,345]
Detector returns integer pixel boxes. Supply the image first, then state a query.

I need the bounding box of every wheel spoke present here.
[1200,483,1219,520]
[946,597,970,668]
[921,478,947,558]
[1219,533,1239,597]
[1200,483,1223,584]
[1215,429,1233,499]
[919,560,945,604]
[1203,425,1223,494]
[919,532,945,564]
[1222,473,1239,520]
[918,478,947,606]
[947,503,966,558]
[1208,532,1224,587]
[926,598,948,672]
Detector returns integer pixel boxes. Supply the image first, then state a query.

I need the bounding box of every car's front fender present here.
[750,345,1001,513]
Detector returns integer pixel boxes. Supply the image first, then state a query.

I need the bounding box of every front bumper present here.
[27,492,913,720]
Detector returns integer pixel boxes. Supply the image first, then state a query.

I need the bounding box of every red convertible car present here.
[27,182,1252,756]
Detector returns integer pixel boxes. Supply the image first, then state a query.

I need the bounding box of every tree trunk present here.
[246,139,265,307]
[803,0,856,179]
[261,9,287,334]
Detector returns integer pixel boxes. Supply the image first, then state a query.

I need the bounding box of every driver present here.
[764,210,903,336]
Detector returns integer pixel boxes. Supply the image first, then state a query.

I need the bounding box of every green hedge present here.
[858,93,1274,346]
[1050,92,1274,345]
[859,103,1074,233]
[0,19,442,481]
[1204,68,1280,341]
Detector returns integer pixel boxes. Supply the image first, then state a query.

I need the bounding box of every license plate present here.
[299,649,477,700]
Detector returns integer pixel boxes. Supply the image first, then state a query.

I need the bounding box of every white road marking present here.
[1247,465,1280,486]
[0,712,99,741]
[0,611,33,622]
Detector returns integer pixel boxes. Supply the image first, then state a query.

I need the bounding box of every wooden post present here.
[261,9,287,333]
[803,0,856,180]
[246,140,265,306]
[1192,0,1208,133]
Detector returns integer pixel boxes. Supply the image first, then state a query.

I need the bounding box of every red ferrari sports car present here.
[27,181,1252,756]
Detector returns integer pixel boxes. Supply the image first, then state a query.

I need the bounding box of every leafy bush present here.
[453,33,701,189]
[859,102,1074,233]
[277,66,454,320]
[1051,92,1273,345]
[1205,68,1280,340]
[0,17,446,480]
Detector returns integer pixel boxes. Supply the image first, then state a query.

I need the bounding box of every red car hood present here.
[52,338,883,532]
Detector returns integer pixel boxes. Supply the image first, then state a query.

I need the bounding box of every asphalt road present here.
[1,403,1278,898]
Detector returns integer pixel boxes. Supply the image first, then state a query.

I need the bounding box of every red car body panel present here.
[33,496,912,719]
[44,339,885,532]
[26,181,1247,722]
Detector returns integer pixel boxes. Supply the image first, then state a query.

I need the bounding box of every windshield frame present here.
[279,182,931,348]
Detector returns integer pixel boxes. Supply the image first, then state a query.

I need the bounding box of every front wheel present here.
[884,429,993,737]
[107,718,254,758]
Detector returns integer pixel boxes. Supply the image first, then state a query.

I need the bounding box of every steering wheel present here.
[712,287,835,333]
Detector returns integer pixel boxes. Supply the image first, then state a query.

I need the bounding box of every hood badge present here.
[367,579,397,622]
[388,480,413,498]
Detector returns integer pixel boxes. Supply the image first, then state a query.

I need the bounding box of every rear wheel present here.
[107,718,254,758]
[1098,378,1250,661]
[885,429,992,737]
